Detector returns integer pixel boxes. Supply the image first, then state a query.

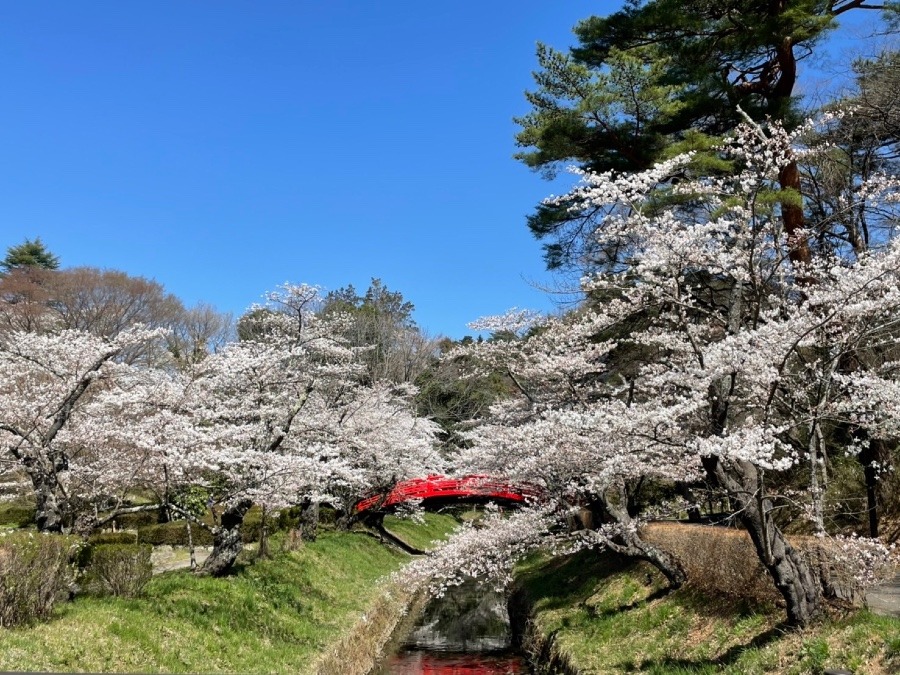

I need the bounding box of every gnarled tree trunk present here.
[600,482,687,589]
[23,460,65,533]
[299,498,319,542]
[702,456,820,627]
[199,498,253,577]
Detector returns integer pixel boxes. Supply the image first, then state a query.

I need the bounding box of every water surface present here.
[381,581,529,674]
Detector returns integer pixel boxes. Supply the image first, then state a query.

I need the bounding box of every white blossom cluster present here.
[397,506,554,596]
[827,534,898,589]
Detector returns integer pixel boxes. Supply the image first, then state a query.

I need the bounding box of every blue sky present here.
[0,3,889,338]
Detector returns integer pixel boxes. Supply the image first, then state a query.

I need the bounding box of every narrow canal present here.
[379,580,530,674]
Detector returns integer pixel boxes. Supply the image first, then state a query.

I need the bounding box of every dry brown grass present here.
[642,522,893,607]
[643,522,783,604]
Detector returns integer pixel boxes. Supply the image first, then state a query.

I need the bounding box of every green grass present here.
[0,532,410,673]
[516,550,900,674]
[382,512,459,551]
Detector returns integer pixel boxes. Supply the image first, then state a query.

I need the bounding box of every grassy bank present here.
[516,550,900,674]
[382,512,459,551]
[0,532,409,674]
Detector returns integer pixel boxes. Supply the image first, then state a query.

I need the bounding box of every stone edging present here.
[508,585,582,675]
[313,578,428,675]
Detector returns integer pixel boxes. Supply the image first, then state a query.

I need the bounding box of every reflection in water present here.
[383,581,529,674]
[387,651,527,674]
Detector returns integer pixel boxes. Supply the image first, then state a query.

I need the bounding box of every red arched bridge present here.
[355,474,542,513]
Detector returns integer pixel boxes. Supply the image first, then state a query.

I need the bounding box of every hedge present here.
[0,503,35,528]
[111,509,161,530]
[134,506,310,546]
[137,521,215,547]
[76,531,140,568]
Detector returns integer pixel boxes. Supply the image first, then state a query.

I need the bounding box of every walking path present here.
[150,545,211,574]
[866,573,900,617]
[149,543,259,573]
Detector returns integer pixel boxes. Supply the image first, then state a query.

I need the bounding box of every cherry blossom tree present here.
[0,280,442,574]
[155,284,443,575]
[400,506,555,596]
[0,326,168,531]
[454,310,691,588]
[450,115,900,627]
[324,381,444,528]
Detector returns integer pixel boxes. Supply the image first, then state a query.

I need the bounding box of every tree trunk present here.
[335,506,353,532]
[859,438,885,538]
[767,32,812,272]
[703,456,821,627]
[607,524,687,589]
[839,356,884,539]
[258,506,269,559]
[601,484,687,589]
[299,499,319,542]
[187,521,196,571]
[704,311,820,626]
[27,466,64,532]
[778,163,813,270]
[675,482,702,523]
[199,498,252,577]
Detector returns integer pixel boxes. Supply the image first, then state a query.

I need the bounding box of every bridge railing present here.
[354,474,542,513]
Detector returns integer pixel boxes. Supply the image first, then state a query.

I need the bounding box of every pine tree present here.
[517,0,896,271]
[1,238,60,274]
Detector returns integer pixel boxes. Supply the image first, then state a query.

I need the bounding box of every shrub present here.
[276,506,302,531]
[273,504,338,535]
[241,507,264,543]
[239,505,291,543]
[134,506,334,547]
[137,514,274,546]
[87,544,153,598]
[0,531,76,627]
[90,531,139,546]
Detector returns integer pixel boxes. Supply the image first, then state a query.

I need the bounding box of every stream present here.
[378,580,530,674]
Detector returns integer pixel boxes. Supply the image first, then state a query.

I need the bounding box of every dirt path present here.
[150,545,211,574]
[149,543,259,574]
[866,573,900,618]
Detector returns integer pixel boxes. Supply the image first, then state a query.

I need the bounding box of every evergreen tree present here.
[1,238,60,274]
[517,0,896,272]
[321,279,435,384]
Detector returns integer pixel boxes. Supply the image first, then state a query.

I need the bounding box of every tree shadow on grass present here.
[518,550,623,609]
[672,585,781,621]
[586,585,677,619]
[519,549,673,615]
[632,622,789,673]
